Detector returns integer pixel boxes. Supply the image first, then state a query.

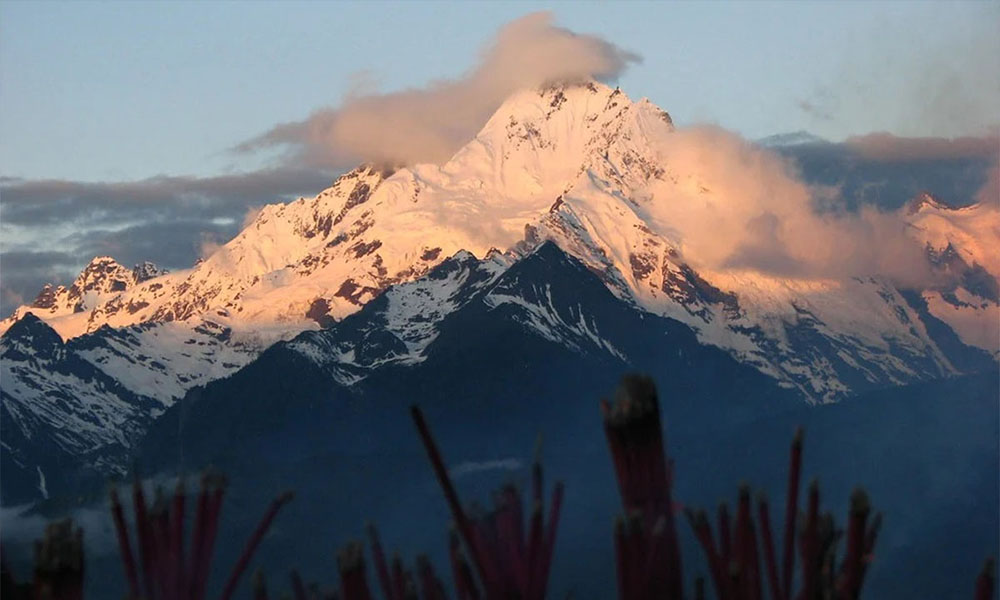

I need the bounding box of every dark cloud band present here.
[0,168,334,227]
[0,167,334,315]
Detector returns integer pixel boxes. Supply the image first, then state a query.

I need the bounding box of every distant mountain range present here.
[1,82,997,507]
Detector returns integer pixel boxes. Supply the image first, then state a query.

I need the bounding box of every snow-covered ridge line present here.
[2,81,997,402]
[0,309,260,500]
[2,257,167,338]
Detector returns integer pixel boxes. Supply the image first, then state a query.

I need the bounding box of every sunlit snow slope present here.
[2,82,996,401]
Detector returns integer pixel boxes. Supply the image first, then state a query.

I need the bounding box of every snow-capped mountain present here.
[4,82,995,397]
[139,239,797,478]
[903,193,1000,355]
[0,313,257,504]
[2,81,997,503]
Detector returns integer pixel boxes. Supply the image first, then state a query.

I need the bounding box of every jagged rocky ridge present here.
[6,258,165,330]
[0,314,257,504]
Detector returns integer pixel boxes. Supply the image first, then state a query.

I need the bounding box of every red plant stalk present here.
[975,557,995,600]
[694,576,706,600]
[290,569,308,600]
[681,425,883,600]
[32,519,84,600]
[188,477,225,600]
[218,491,294,600]
[131,477,156,599]
[532,442,544,508]
[643,516,668,596]
[601,375,684,599]
[410,405,491,588]
[494,489,524,590]
[685,509,725,599]
[391,554,407,600]
[660,460,683,599]
[736,487,762,600]
[747,508,763,600]
[401,562,420,599]
[601,400,630,512]
[112,473,290,600]
[449,529,480,600]
[757,494,784,600]
[524,503,544,596]
[170,478,186,599]
[109,487,141,598]
[412,404,563,600]
[613,517,631,600]
[252,569,269,600]
[782,428,804,600]
[186,478,210,599]
[719,503,733,569]
[836,489,870,599]
[506,486,526,569]
[468,514,502,593]
[367,523,395,600]
[532,481,564,599]
[734,486,752,596]
[150,490,173,599]
[417,554,447,600]
[337,541,375,600]
[862,512,882,577]
[798,481,821,600]
[192,481,226,600]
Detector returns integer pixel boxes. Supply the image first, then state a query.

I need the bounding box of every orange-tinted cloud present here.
[236,12,639,168]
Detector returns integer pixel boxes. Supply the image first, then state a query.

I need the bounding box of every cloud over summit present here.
[236,12,640,169]
[4,10,996,320]
[640,126,944,288]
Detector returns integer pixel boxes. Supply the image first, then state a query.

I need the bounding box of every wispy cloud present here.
[235,12,640,169]
[0,168,333,315]
[649,126,977,288]
[449,458,523,479]
[796,99,833,122]
[0,168,332,227]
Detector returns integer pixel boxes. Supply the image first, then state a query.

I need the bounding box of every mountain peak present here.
[484,78,631,127]
[1,254,165,338]
[86,255,119,265]
[906,191,955,215]
[30,284,64,309]
[4,311,47,335]
[4,79,994,400]
[67,256,138,308]
[1,312,64,357]
[0,82,680,341]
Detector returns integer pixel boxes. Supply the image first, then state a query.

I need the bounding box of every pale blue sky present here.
[1,1,997,182]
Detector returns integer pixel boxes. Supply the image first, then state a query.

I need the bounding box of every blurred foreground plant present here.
[602,374,886,600]
[108,472,292,600]
[3,374,995,600]
[1,519,84,600]
[410,405,564,600]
